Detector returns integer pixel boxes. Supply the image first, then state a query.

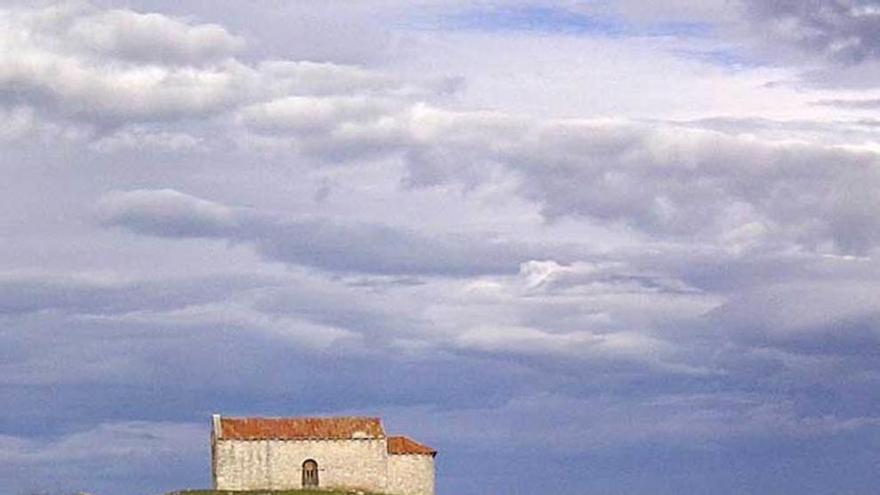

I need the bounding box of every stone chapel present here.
[211,414,436,495]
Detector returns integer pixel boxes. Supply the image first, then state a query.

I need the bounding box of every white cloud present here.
[67,7,244,64]
[0,3,437,127]
[240,95,406,136]
[89,126,203,152]
[10,3,880,259]
[0,4,250,121]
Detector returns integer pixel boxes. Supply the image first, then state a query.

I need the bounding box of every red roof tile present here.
[387,435,436,456]
[219,416,385,440]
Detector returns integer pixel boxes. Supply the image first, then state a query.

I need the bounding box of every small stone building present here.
[211,414,436,495]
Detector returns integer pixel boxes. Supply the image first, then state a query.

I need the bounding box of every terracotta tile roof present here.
[218,416,385,440]
[387,435,436,456]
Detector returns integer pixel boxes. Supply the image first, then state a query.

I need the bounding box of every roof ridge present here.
[217,416,386,441]
[221,415,382,419]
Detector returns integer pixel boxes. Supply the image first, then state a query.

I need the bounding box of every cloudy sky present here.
[2,1,880,494]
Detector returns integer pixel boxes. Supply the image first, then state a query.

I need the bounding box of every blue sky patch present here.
[431,6,712,39]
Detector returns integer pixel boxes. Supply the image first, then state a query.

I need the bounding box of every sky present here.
[1,1,880,494]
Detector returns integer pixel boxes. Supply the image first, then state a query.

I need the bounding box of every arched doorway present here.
[302,459,319,488]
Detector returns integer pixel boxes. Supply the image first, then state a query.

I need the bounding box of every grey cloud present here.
[0,271,271,317]
[488,258,718,335]
[713,0,880,87]
[97,188,581,276]
[1,263,873,433]
[0,248,876,495]
[814,97,880,108]
[5,4,880,495]
[0,268,429,372]
[496,122,880,254]
[0,282,540,418]
[96,189,240,238]
[0,421,204,464]
[398,391,880,457]
[416,246,880,386]
[743,0,880,65]
[239,98,880,254]
[453,325,705,375]
[92,189,727,376]
[709,280,880,346]
[0,421,206,495]
[592,0,880,86]
[431,259,721,377]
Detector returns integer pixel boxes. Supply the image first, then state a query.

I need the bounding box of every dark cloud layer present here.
[97,188,587,276]
[733,0,880,87]
[744,0,880,65]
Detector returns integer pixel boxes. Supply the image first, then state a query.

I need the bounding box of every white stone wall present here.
[387,454,435,495]
[214,438,389,492]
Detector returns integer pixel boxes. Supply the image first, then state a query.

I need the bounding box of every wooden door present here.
[302,459,319,488]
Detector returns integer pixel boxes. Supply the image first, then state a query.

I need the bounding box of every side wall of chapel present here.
[387,454,436,495]
[214,438,388,492]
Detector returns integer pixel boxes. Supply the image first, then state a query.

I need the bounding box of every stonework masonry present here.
[214,438,388,491]
[211,415,436,495]
[387,452,435,495]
